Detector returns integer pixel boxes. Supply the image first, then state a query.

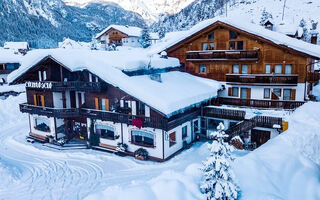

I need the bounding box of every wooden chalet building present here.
[0,49,22,83]
[8,49,220,161]
[156,17,320,109]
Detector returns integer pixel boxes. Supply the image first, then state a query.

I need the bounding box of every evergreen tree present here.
[200,123,239,200]
[158,27,166,39]
[299,18,309,42]
[139,27,152,48]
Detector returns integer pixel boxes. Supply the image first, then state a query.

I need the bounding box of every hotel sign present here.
[25,81,53,90]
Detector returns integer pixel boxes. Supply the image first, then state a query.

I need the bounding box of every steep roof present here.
[96,25,142,39]
[150,17,320,59]
[8,49,220,117]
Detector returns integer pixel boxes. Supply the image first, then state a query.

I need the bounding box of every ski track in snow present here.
[0,98,191,200]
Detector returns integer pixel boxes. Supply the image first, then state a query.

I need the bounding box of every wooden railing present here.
[186,49,259,61]
[226,74,298,85]
[203,107,245,120]
[20,103,80,118]
[25,81,106,92]
[252,115,282,129]
[216,98,304,109]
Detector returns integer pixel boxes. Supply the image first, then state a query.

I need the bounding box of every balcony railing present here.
[186,49,259,61]
[215,98,304,109]
[20,103,80,118]
[226,74,298,85]
[25,81,106,92]
[203,107,245,121]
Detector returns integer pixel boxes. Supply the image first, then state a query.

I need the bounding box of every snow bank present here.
[234,102,320,200]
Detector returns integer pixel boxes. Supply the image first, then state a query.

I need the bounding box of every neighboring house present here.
[4,42,29,55]
[58,38,90,49]
[275,22,304,39]
[154,17,320,109]
[0,49,22,83]
[8,49,221,161]
[96,25,142,48]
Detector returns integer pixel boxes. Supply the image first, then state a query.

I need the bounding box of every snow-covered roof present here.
[149,17,320,59]
[4,42,29,50]
[58,38,89,49]
[0,49,23,64]
[96,25,142,39]
[275,22,298,36]
[8,49,219,116]
[150,32,160,40]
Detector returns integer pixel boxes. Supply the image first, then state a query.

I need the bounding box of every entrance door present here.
[251,129,271,147]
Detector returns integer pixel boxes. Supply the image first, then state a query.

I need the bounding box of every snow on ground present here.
[0,95,319,200]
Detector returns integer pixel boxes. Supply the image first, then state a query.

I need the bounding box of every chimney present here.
[311,32,318,44]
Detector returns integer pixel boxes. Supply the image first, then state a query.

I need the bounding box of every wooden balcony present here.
[203,107,245,121]
[226,74,298,85]
[25,81,107,92]
[186,49,259,61]
[215,97,304,109]
[307,72,320,83]
[20,103,80,118]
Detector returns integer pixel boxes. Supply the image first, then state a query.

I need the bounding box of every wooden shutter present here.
[291,89,296,100]
[105,98,109,111]
[228,87,232,96]
[169,132,176,147]
[247,88,251,99]
[40,95,45,107]
[33,94,37,106]
[94,97,99,110]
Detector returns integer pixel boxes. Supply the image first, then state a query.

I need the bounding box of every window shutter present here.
[105,98,109,111]
[40,95,45,107]
[291,89,296,100]
[228,87,232,96]
[131,101,136,116]
[247,88,251,99]
[33,94,37,106]
[94,98,99,110]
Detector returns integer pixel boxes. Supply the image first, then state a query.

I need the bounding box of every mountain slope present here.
[152,0,320,43]
[0,0,146,48]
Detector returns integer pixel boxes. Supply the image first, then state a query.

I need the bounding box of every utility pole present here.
[282,0,287,21]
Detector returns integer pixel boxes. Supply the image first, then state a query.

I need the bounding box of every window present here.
[237,41,243,50]
[232,64,239,73]
[283,89,291,100]
[169,132,176,147]
[265,64,271,74]
[202,43,208,50]
[275,65,282,74]
[182,126,187,139]
[240,88,248,99]
[33,94,44,107]
[101,98,109,111]
[193,120,199,133]
[35,118,50,132]
[264,88,270,99]
[131,130,154,147]
[95,124,115,140]
[230,31,237,39]
[232,87,239,97]
[285,64,292,74]
[229,41,236,50]
[241,64,248,74]
[273,88,281,97]
[200,64,207,74]
[209,42,215,50]
[208,32,215,40]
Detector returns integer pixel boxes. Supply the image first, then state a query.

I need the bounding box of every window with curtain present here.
[275,65,282,74]
[233,65,239,73]
[285,64,292,74]
[283,89,291,100]
[131,130,154,147]
[241,65,248,74]
[95,124,115,139]
[265,64,271,74]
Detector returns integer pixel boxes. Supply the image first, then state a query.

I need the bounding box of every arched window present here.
[131,130,154,147]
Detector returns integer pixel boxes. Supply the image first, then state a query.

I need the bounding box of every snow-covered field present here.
[0,94,319,200]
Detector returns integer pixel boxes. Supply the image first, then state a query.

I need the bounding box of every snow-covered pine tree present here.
[158,27,166,39]
[139,27,152,48]
[259,8,273,26]
[299,19,309,42]
[200,122,239,200]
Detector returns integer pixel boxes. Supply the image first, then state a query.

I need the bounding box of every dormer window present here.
[208,32,215,40]
[230,31,238,39]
